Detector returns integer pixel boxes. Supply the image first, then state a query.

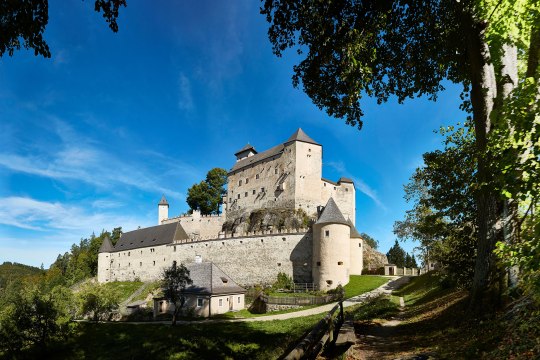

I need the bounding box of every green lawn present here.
[103,281,144,303]
[220,304,321,319]
[43,314,322,359]
[343,275,389,299]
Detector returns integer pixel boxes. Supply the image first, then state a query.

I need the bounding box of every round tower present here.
[158,195,169,224]
[97,236,114,283]
[348,219,364,275]
[312,198,351,290]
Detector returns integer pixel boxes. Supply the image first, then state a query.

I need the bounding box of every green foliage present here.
[386,240,406,268]
[0,0,126,58]
[186,168,227,215]
[76,282,119,322]
[161,262,193,325]
[0,262,44,289]
[0,283,75,355]
[359,232,378,249]
[352,294,400,321]
[394,124,478,287]
[273,272,293,290]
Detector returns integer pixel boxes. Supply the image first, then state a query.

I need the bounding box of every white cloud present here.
[178,73,194,110]
[0,196,150,233]
[0,119,191,201]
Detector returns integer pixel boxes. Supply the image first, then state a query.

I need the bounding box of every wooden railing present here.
[261,294,339,306]
[282,301,344,360]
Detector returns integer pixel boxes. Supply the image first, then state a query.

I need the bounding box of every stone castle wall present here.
[99,231,313,286]
[161,211,224,239]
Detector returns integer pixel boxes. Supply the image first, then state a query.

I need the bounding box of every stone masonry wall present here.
[100,232,313,286]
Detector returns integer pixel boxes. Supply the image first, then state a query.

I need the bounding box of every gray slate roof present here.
[285,128,320,146]
[99,236,114,253]
[185,262,246,295]
[230,143,285,173]
[338,177,354,184]
[234,143,257,156]
[315,198,350,226]
[113,222,188,252]
[347,219,362,239]
[158,195,169,206]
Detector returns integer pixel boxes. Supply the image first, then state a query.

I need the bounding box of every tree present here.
[360,232,378,249]
[0,0,126,58]
[161,262,193,325]
[186,168,227,215]
[110,227,123,246]
[394,125,478,287]
[386,240,406,268]
[76,282,119,322]
[262,0,540,310]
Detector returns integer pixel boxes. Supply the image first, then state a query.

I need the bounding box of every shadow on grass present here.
[33,314,322,360]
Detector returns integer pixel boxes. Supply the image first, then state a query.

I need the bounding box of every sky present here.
[0,1,466,268]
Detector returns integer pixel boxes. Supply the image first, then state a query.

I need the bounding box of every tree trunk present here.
[463,15,499,312]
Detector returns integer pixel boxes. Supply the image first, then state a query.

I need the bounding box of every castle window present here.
[326,280,333,285]
[128,263,130,267]
[282,237,286,241]
[309,148,311,152]
[219,299,223,307]
[245,192,248,197]
[275,168,278,174]
[140,262,142,266]
[317,262,321,266]
[238,297,241,304]
[239,179,242,186]
[324,183,326,187]
[253,190,256,195]
[338,261,343,265]
[277,263,281,266]
[345,188,349,192]
[261,187,265,192]
[334,187,336,190]
[230,198,232,202]
[325,230,330,237]
[173,261,177,267]
[261,239,264,243]
[153,261,156,266]
[256,174,259,179]
[358,243,361,247]
[174,246,177,252]
[245,178,249,184]
[197,298,203,307]
[237,194,240,199]
[128,252,130,256]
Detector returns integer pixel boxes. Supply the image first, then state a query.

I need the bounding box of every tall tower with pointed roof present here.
[97,236,113,282]
[312,197,352,289]
[158,195,169,225]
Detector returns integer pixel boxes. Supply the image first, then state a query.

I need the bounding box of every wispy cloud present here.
[178,73,194,110]
[0,119,193,201]
[325,161,387,211]
[0,197,150,232]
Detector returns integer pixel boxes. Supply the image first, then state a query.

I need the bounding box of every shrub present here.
[273,272,293,291]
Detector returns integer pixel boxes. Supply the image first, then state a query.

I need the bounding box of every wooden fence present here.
[282,301,344,359]
[261,294,339,306]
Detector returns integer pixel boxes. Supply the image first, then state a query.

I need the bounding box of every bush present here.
[273,272,294,291]
[76,283,119,322]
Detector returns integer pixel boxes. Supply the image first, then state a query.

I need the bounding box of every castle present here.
[98,129,363,290]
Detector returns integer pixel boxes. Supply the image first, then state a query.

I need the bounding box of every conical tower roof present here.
[347,219,362,238]
[285,128,320,146]
[315,198,350,226]
[99,236,114,253]
[158,195,169,206]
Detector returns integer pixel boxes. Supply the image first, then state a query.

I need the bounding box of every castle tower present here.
[158,195,169,225]
[312,197,351,290]
[348,219,364,275]
[97,236,114,282]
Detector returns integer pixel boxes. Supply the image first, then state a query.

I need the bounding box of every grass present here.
[132,281,161,304]
[348,273,540,359]
[343,275,389,299]
[41,313,323,359]
[103,281,144,303]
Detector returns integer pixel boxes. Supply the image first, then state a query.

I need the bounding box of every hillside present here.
[0,262,44,288]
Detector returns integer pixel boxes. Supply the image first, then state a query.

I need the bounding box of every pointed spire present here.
[158,195,169,206]
[99,236,114,253]
[285,128,320,146]
[315,198,350,226]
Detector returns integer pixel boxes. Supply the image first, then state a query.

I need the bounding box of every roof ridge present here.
[285,128,320,146]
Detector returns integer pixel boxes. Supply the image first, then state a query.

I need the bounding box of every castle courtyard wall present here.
[99,232,313,286]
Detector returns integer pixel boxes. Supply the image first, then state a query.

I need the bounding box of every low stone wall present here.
[267,304,302,312]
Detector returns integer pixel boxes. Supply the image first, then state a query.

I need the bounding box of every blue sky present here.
[0,1,465,267]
